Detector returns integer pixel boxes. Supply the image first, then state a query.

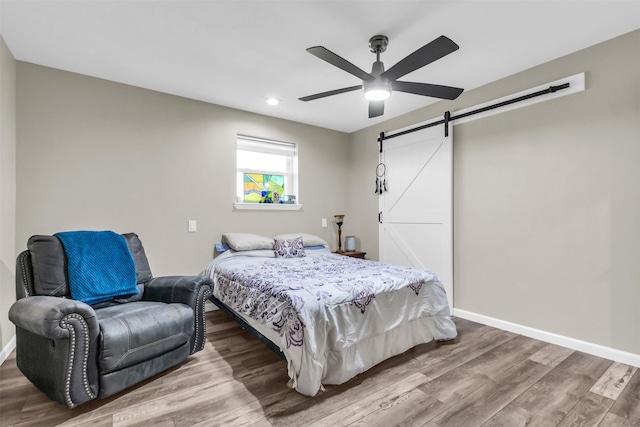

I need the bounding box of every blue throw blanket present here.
[55,231,138,305]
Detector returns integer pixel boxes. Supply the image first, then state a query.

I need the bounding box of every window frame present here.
[234,135,301,210]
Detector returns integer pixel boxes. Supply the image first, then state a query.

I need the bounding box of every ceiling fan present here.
[299,35,464,118]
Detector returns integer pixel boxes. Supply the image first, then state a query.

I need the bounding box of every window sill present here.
[234,203,302,211]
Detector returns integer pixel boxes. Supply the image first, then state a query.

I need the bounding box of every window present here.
[236,135,299,209]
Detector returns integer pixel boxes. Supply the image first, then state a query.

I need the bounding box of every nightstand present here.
[338,251,367,259]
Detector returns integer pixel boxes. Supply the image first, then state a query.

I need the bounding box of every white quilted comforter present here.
[204,248,456,396]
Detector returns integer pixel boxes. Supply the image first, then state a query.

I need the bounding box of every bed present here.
[204,232,456,396]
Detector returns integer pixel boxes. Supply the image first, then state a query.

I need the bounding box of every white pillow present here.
[222,233,274,251]
[273,233,328,247]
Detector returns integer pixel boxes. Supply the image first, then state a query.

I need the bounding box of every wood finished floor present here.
[1,310,639,427]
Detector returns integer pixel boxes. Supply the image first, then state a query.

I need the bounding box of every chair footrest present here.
[96,301,194,373]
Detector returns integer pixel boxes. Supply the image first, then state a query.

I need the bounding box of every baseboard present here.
[205,300,218,312]
[453,308,640,368]
[0,335,16,366]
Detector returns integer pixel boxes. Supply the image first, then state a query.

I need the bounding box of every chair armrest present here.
[144,276,213,354]
[144,275,213,306]
[8,296,100,407]
[9,296,98,339]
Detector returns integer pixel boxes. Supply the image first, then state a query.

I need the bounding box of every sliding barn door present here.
[379,124,453,313]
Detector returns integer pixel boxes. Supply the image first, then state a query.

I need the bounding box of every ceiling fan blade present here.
[382,36,459,82]
[369,101,384,118]
[392,81,464,100]
[299,85,363,102]
[307,46,373,81]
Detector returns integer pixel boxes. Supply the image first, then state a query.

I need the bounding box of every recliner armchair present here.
[9,232,213,407]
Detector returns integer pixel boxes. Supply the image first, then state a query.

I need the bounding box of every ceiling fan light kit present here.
[300,34,464,118]
[363,87,391,101]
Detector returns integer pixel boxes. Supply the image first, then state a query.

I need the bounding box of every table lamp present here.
[334,214,345,253]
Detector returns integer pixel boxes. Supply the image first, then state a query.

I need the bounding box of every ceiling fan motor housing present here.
[364,59,391,100]
[364,60,391,101]
[370,60,385,77]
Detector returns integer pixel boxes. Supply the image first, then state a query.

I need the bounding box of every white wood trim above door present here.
[452,72,585,126]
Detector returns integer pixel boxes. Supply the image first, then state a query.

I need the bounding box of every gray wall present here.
[350,30,640,355]
[16,63,350,277]
[0,35,16,353]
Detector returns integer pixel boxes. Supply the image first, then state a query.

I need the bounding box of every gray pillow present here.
[273,233,328,247]
[222,232,274,251]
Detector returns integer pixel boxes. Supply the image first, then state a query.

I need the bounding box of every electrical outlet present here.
[322,218,327,228]
[188,220,197,232]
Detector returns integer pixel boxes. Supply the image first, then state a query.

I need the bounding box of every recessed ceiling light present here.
[265,97,280,106]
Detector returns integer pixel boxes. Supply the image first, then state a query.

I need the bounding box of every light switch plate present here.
[321,218,327,228]
[188,220,197,232]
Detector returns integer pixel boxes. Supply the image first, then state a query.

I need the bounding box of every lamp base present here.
[334,249,345,254]
[335,222,344,255]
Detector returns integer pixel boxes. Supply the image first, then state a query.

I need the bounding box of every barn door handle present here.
[378,212,383,224]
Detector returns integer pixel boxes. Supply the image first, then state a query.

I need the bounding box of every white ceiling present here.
[1,1,639,133]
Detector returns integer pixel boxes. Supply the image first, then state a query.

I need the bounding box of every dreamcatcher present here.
[375,162,387,195]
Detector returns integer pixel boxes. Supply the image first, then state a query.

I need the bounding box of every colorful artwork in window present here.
[243,173,285,203]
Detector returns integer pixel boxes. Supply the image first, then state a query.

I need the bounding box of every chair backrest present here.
[16,232,153,301]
